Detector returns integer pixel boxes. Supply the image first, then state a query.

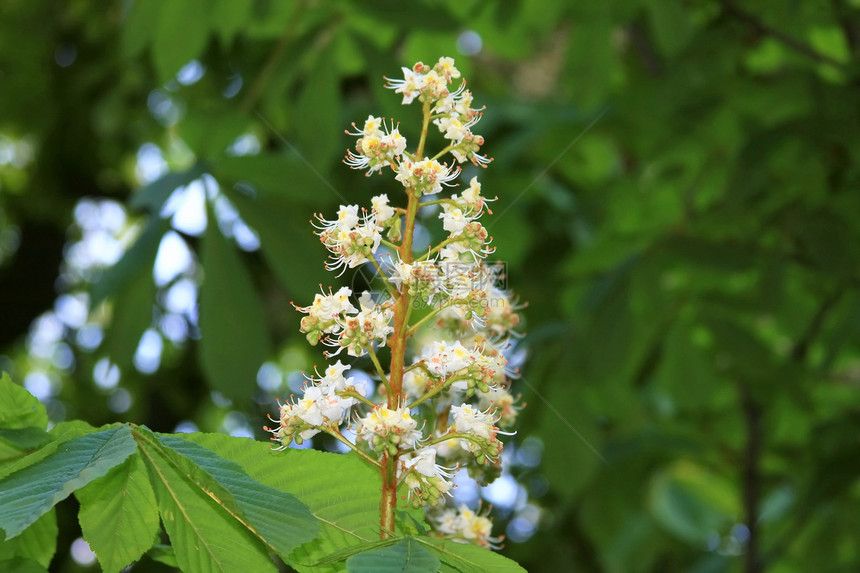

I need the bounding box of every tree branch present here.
[719,1,849,71]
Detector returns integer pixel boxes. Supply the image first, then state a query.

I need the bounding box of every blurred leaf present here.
[0,426,137,539]
[147,544,178,568]
[345,537,439,572]
[105,263,157,371]
[180,111,249,159]
[128,164,207,214]
[648,461,739,545]
[295,45,340,168]
[215,155,327,205]
[654,320,720,410]
[648,3,694,58]
[90,216,166,309]
[76,453,159,573]
[152,0,210,83]
[198,210,270,402]
[222,181,325,297]
[0,557,47,573]
[0,373,47,430]
[0,511,56,569]
[121,0,162,58]
[566,4,613,108]
[210,0,254,46]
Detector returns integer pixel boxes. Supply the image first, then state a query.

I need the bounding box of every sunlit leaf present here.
[134,428,279,573]
[76,453,159,573]
[156,434,319,557]
[346,537,439,573]
[0,373,47,431]
[180,434,424,572]
[0,426,137,539]
[0,511,56,569]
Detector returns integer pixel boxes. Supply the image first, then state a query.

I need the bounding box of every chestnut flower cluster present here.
[266,57,524,550]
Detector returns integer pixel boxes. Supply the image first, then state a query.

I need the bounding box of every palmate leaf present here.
[76,453,159,573]
[0,426,137,539]
[345,537,440,573]
[134,428,318,572]
[156,434,319,557]
[181,434,397,572]
[418,537,527,573]
[135,428,279,573]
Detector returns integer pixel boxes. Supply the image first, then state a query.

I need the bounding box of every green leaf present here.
[0,510,56,569]
[120,0,161,58]
[648,461,740,545]
[90,216,166,309]
[105,267,157,370]
[133,428,280,573]
[156,434,319,557]
[0,557,47,573]
[152,0,210,83]
[147,544,178,568]
[0,421,98,481]
[295,46,340,167]
[417,537,527,573]
[198,210,271,402]
[0,373,47,430]
[76,453,159,573]
[215,154,330,205]
[648,3,694,58]
[180,434,425,573]
[180,110,249,159]
[0,428,52,456]
[221,182,325,297]
[346,537,440,573]
[0,426,137,539]
[128,163,207,214]
[210,0,254,46]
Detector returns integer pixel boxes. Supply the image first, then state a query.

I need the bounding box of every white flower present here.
[386,66,424,104]
[427,504,500,549]
[434,57,461,81]
[316,360,354,393]
[398,446,457,503]
[451,403,496,440]
[371,194,396,222]
[356,406,423,451]
[314,205,383,274]
[403,367,432,399]
[395,158,460,196]
[422,340,474,378]
[345,117,408,174]
[440,204,470,235]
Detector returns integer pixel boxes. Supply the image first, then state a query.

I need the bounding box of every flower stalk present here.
[268,58,523,549]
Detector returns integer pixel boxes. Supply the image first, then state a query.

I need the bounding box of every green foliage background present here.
[2,0,860,571]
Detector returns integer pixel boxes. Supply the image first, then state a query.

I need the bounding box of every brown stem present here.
[719,1,848,71]
[378,453,397,538]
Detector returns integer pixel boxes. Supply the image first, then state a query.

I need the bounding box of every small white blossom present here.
[395,158,460,196]
[356,405,423,452]
[371,194,396,222]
